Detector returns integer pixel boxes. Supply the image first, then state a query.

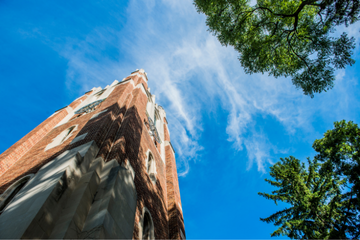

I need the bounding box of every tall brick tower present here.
[0,69,185,239]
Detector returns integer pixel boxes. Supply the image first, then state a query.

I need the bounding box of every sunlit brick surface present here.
[0,70,185,239]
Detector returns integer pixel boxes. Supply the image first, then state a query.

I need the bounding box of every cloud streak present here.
[29,0,360,175]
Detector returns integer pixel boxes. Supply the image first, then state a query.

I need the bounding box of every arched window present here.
[62,126,75,142]
[146,153,152,173]
[139,208,154,240]
[146,152,156,184]
[0,174,33,215]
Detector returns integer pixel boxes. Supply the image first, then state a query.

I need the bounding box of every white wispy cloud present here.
[244,133,274,173]
[28,0,360,175]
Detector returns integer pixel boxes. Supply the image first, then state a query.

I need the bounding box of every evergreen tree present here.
[313,120,360,237]
[194,0,359,97]
[259,120,360,239]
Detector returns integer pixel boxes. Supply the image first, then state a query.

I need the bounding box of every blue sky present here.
[1,0,360,238]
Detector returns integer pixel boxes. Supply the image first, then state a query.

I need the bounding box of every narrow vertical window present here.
[146,153,156,183]
[140,209,154,240]
[147,153,153,174]
[142,212,152,240]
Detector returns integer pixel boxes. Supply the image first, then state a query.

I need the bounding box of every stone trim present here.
[130,69,148,82]
[164,141,175,154]
[90,109,108,120]
[70,132,88,145]
[180,229,186,239]
[0,141,100,238]
[45,125,78,151]
[165,123,170,138]
[0,174,34,214]
[144,150,157,184]
[121,159,135,181]
[135,83,149,98]
[54,106,68,113]
[154,108,161,121]
[138,207,155,240]
[114,78,132,87]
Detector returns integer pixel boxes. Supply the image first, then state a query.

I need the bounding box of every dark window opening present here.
[61,126,75,143]
[142,212,152,240]
[147,154,153,174]
[95,89,106,96]
[0,179,29,215]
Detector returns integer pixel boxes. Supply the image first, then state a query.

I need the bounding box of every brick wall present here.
[0,73,185,239]
[0,82,132,194]
[165,144,186,239]
[131,72,148,90]
[69,95,88,109]
[105,85,170,239]
[0,107,69,177]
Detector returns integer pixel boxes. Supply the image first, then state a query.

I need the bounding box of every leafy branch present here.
[194,0,358,96]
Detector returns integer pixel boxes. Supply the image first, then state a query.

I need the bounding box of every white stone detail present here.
[135,83,147,96]
[0,174,34,214]
[144,150,157,184]
[130,69,148,82]
[45,125,78,151]
[70,132,88,144]
[138,207,155,240]
[121,160,135,181]
[165,141,175,155]
[115,78,135,88]
[180,229,186,239]
[111,80,119,86]
[90,109,108,120]
[178,202,183,212]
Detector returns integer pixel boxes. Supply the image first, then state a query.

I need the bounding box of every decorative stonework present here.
[0,70,185,239]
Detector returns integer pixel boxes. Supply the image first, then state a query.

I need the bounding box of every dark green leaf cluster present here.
[258,120,360,239]
[194,0,358,97]
[313,120,360,237]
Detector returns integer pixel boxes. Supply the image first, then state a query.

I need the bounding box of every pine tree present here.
[259,121,360,239]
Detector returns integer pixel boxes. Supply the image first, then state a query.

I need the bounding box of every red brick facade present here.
[0,70,185,239]
[0,108,69,176]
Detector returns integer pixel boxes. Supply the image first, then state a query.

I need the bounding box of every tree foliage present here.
[194,0,359,97]
[259,120,360,239]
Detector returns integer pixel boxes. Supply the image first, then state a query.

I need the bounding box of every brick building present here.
[0,69,185,239]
